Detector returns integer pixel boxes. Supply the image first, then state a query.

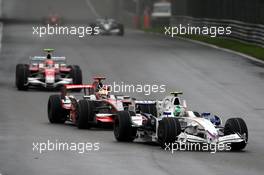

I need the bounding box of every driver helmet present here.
[94,80,103,92]
[98,87,108,98]
[174,105,182,117]
[46,59,54,67]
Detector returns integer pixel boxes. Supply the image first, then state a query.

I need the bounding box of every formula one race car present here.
[16,49,82,90]
[91,18,124,36]
[47,77,135,129]
[114,92,248,151]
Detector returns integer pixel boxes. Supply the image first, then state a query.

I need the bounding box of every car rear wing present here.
[170,91,183,97]
[93,76,106,81]
[29,56,67,64]
[61,84,94,98]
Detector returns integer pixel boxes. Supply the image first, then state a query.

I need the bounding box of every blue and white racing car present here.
[114,92,248,151]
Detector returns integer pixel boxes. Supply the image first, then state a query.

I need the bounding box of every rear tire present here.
[77,100,95,129]
[16,64,29,90]
[69,65,82,91]
[114,111,136,142]
[48,95,66,123]
[224,118,248,151]
[117,24,124,36]
[158,117,181,148]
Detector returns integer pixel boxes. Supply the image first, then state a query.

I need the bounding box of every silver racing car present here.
[114,92,248,151]
[91,18,124,36]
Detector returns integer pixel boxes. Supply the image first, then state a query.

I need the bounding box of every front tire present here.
[69,65,82,91]
[158,117,181,148]
[48,95,66,123]
[224,118,248,151]
[114,111,136,142]
[76,100,95,129]
[16,64,29,90]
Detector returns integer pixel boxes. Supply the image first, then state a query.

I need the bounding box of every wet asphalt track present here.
[0,0,264,175]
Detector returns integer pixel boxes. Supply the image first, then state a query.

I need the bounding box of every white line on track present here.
[85,0,100,18]
[0,0,3,53]
[0,23,2,52]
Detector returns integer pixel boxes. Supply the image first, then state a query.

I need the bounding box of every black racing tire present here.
[117,24,124,36]
[158,117,181,148]
[76,100,95,129]
[224,118,248,151]
[70,65,82,84]
[48,95,67,123]
[114,111,137,142]
[16,64,29,90]
[137,103,157,116]
[69,65,82,91]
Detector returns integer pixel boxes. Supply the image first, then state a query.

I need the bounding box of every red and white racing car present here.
[15,49,82,90]
[47,77,135,129]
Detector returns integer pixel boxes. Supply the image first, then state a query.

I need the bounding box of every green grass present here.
[143,28,264,61]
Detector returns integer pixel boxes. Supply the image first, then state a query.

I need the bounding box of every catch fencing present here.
[171,15,264,45]
[171,0,264,45]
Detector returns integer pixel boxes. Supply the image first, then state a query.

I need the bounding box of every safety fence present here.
[171,15,264,45]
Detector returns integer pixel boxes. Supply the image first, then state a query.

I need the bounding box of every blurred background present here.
[123,0,264,45]
[1,0,263,45]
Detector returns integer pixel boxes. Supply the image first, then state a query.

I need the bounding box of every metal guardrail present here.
[0,0,3,52]
[171,16,264,46]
